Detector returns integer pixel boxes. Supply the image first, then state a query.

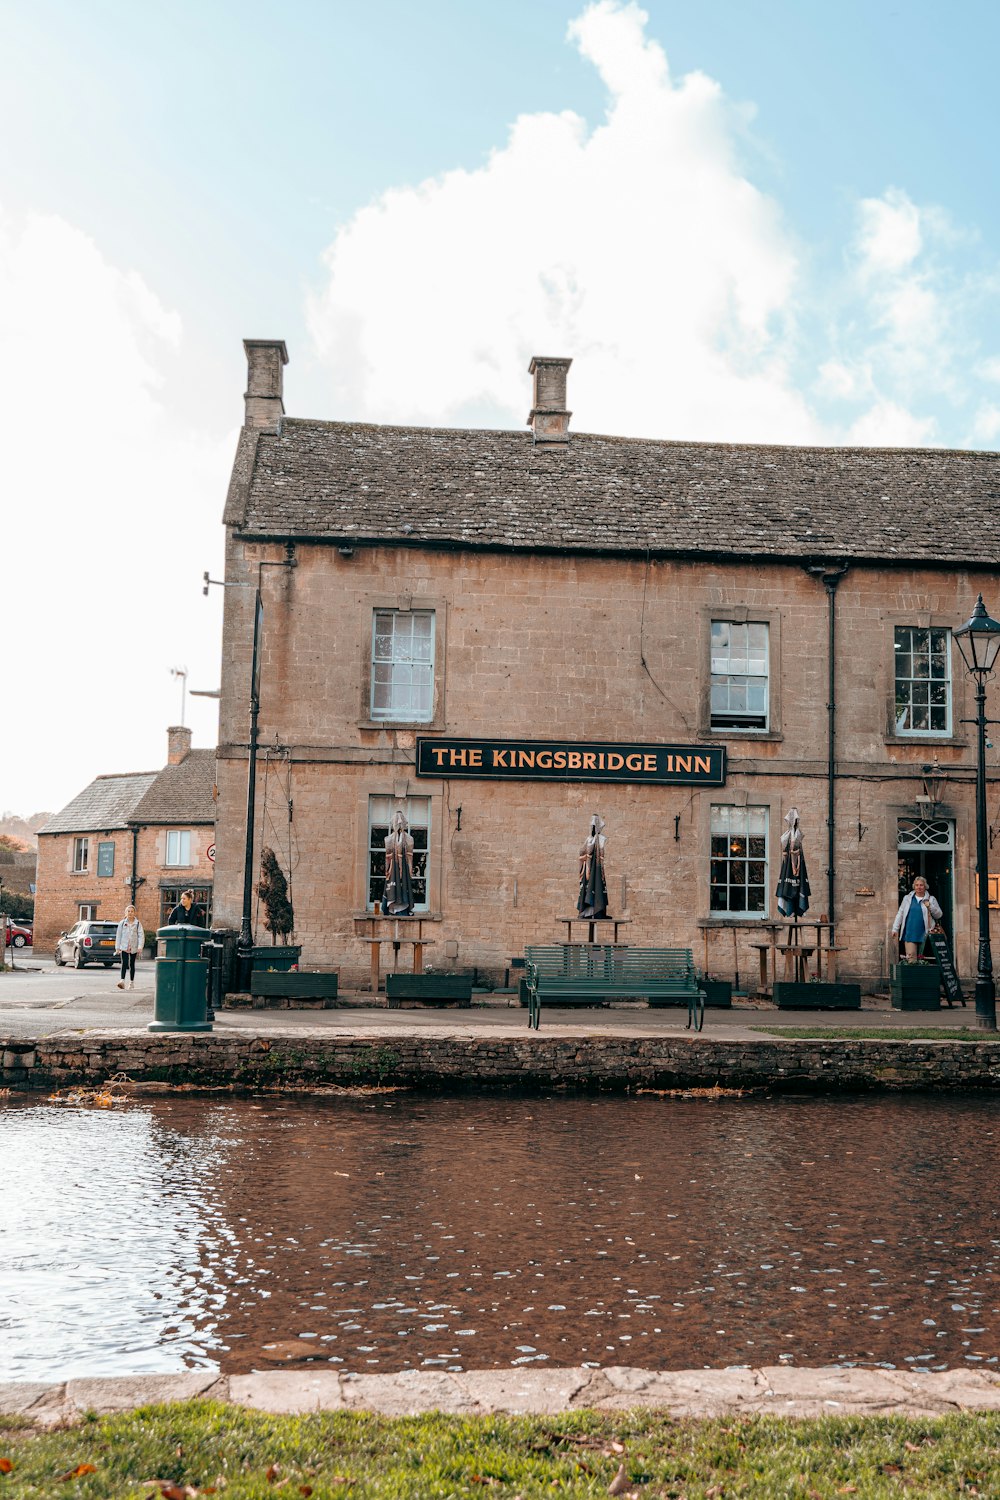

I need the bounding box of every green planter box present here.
[773,981,861,1010]
[250,945,301,972]
[251,970,338,1001]
[386,974,472,1007]
[890,962,941,1010]
[702,980,733,1009]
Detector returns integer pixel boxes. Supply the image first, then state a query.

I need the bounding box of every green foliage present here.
[753,1026,999,1041]
[3,1404,1000,1497]
[256,845,295,942]
[0,891,33,921]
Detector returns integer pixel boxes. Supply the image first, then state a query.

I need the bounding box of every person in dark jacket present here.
[167,890,205,927]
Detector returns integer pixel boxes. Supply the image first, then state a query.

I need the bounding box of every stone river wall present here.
[3,1031,1000,1093]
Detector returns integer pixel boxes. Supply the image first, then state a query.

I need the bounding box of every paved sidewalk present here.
[3,1366,1000,1424]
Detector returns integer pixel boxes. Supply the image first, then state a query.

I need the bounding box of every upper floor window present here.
[710,805,768,915]
[371,610,435,722]
[73,837,89,873]
[165,830,192,867]
[710,621,769,731]
[894,626,951,736]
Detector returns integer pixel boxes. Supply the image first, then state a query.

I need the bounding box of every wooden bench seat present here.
[524,944,703,1030]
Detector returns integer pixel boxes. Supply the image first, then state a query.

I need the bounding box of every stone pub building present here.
[213,339,1000,990]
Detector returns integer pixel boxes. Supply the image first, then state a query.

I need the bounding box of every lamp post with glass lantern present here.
[954,595,1000,1031]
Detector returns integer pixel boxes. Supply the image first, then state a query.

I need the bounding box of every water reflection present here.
[2,1091,999,1381]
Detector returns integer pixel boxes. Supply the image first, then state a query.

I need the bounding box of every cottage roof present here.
[129,749,216,827]
[39,773,157,836]
[229,418,1000,566]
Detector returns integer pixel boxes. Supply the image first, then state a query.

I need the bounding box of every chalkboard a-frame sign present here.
[927,928,964,1006]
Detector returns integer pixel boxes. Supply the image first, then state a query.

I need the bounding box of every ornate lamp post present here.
[954,595,1000,1031]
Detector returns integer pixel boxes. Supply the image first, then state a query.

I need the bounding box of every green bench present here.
[523,944,705,1030]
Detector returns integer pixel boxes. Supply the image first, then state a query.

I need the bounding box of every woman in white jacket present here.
[115,904,145,990]
[891,877,943,961]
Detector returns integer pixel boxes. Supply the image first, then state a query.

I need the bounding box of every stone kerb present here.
[3,1365,1000,1424]
[3,1031,1000,1093]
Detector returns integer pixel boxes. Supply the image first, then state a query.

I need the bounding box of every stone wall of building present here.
[213,538,1000,990]
[3,1030,1000,1093]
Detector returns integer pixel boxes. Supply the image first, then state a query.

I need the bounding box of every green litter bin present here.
[149,924,212,1032]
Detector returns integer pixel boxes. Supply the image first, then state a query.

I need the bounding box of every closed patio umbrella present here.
[776,808,810,918]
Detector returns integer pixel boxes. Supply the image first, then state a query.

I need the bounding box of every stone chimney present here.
[243,339,288,431]
[527,356,572,444]
[167,725,192,766]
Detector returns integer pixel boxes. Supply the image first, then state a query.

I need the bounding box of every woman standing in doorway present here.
[115,904,144,990]
[892,876,942,961]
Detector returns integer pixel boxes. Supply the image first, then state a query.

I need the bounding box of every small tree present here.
[257,846,295,944]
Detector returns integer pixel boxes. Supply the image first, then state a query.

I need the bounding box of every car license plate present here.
[99,940,113,946]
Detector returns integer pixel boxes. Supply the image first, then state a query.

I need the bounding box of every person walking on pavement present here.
[167,889,205,927]
[892,876,943,961]
[115,903,144,990]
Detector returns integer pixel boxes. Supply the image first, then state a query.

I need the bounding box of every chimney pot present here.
[527,356,572,444]
[167,725,192,765]
[243,339,289,431]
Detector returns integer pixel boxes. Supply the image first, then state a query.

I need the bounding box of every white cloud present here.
[855,187,922,276]
[307,0,823,445]
[0,207,230,812]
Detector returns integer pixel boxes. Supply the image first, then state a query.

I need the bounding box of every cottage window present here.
[367,796,429,912]
[370,610,435,722]
[159,886,213,926]
[710,805,768,914]
[73,837,89,873]
[894,626,951,735]
[165,830,192,867]
[78,904,98,920]
[710,621,769,731]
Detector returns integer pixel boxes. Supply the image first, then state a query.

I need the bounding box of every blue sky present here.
[4,0,1000,810]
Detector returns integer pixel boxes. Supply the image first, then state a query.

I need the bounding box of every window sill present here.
[701,728,783,743]
[71,869,90,876]
[884,734,967,748]
[359,719,439,732]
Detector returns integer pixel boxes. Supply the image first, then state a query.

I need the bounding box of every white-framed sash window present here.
[370,610,435,722]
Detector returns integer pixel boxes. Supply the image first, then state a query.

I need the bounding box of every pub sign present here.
[416,737,726,786]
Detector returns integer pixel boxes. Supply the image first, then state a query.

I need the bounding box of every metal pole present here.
[973,677,997,1030]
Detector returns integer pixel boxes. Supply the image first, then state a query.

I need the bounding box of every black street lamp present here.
[954,594,1000,1031]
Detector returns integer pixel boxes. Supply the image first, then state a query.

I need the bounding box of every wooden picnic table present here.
[557,915,633,945]
[353,915,436,994]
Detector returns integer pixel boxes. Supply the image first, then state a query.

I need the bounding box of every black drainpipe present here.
[807,563,849,924]
[129,823,140,905]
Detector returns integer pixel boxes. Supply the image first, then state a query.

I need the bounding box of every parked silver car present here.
[54,920,118,968]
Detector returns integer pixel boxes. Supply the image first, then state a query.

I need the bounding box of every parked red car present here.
[4,918,33,948]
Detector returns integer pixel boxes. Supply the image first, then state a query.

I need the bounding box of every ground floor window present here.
[367,796,429,911]
[159,885,214,926]
[78,903,99,920]
[710,805,768,914]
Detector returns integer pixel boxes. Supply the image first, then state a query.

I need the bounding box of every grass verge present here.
[2,1403,999,1498]
[751,1026,994,1041]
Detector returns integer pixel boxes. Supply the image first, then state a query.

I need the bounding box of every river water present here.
[2,1090,998,1381]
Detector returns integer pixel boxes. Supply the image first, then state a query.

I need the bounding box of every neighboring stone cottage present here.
[212,339,1000,990]
[34,728,215,950]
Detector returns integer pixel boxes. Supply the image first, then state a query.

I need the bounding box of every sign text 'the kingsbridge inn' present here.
[415,738,726,787]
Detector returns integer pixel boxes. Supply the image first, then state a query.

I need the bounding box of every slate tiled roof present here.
[130,750,216,826]
[39,773,157,835]
[231,418,1000,566]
